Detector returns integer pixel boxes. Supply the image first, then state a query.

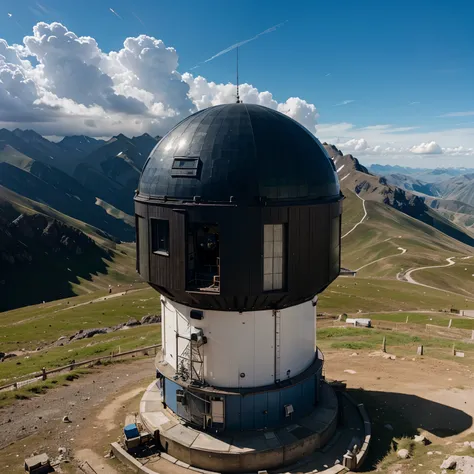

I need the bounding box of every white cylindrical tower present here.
[161,296,317,388]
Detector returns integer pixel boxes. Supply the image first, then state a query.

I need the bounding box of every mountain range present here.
[0,129,161,240]
[367,163,474,232]
[0,129,473,311]
[325,144,474,245]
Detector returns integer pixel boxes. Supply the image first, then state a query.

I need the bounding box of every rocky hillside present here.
[367,163,474,233]
[324,143,474,247]
[436,173,474,208]
[368,164,474,182]
[0,196,111,311]
[378,173,441,197]
[325,143,425,217]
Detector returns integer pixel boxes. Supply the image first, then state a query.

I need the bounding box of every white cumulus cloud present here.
[442,146,474,156]
[183,74,319,132]
[0,21,319,137]
[410,141,443,154]
[339,138,369,152]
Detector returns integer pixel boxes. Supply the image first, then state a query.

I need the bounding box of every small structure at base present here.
[124,422,152,451]
[24,453,50,474]
[340,267,357,277]
[346,318,372,328]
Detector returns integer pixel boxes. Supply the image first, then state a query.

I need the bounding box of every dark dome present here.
[138,103,340,205]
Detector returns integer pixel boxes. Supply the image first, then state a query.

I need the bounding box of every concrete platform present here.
[140,381,340,473]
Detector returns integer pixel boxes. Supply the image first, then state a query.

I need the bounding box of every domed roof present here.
[138,103,340,205]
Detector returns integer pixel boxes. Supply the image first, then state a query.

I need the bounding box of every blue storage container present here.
[124,423,139,439]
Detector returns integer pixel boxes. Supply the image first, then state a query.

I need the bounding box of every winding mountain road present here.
[403,257,456,285]
[342,193,367,239]
[356,247,407,272]
[395,256,474,302]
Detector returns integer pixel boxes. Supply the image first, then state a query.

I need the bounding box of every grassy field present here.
[0,287,160,387]
[0,287,157,351]
[318,277,474,314]
[0,323,161,388]
[317,326,474,362]
[368,311,474,329]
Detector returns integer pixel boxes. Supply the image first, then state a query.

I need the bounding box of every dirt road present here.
[342,192,367,239]
[404,256,456,286]
[356,246,407,272]
[0,357,154,472]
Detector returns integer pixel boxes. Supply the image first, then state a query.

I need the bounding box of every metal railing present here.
[0,344,162,392]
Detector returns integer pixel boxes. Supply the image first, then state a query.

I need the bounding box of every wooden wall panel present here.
[134,197,342,312]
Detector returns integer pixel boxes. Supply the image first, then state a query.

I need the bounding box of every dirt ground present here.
[324,350,474,472]
[325,350,474,433]
[0,357,155,473]
[1,351,474,473]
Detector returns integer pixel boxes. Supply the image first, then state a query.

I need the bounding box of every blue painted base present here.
[160,358,323,432]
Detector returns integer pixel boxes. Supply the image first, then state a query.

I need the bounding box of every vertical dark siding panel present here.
[136,215,149,281]
[287,207,299,294]
[146,206,186,290]
[173,210,186,290]
[247,208,263,297]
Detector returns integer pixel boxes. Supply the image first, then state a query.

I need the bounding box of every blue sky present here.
[1,0,474,166]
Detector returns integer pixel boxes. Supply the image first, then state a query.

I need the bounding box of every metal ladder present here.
[274,310,281,383]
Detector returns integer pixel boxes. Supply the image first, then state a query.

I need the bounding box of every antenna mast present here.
[236,47,241,103]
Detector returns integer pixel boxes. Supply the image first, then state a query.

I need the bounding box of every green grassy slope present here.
[340,190,473,296]
[413,258,474,298]
[0,288,159,386]
[318,277,473,314]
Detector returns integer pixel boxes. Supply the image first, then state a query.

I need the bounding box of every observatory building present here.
[135,103,343,472]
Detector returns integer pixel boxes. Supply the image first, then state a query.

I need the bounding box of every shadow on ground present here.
[349,388,473,471]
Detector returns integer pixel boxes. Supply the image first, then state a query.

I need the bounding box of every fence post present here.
[42,367,47,381]
[452,344,456,356]
[417,345,424,356]
[382,337,387,353]
[448,319,453,328]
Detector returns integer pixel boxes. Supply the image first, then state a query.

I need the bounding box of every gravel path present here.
[0,357,154,450]
[341,192,367,239]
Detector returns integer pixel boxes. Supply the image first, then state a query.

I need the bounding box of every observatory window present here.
[263,224,285,291]
[186,223,220,292]
[171,157,201,178]
[151,219,170,255]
